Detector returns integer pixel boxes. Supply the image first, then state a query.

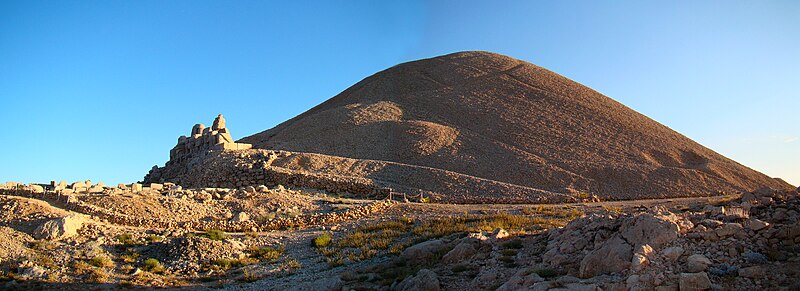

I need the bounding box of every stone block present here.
[130,183,143,192]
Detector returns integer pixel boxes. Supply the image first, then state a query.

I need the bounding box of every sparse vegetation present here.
[520,206,583,219]
[31,240,58,251]
[72,261,93,276]
[284,258,302,269]
[146,234,164,242]
[120,251,140,263]
[89,256,114,268]
[89,268,110,283]
[143,258,165,274]
[205,229,227,241]
[313,233,333,248]
[214,258,242,270]
[250,246,284,262]
[240,268,260,282]
[117,233,136,245]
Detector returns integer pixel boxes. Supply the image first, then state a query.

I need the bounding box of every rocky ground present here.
[0,183,798,290]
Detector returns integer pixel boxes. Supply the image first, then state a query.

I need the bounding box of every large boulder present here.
[620,213,679,248]
[33,215,86,240]
[579,235,632,278]
[686,254,712,272]
[441,240,477,264]
[393,268,440,291]
[28,184,45,194]
[401,239,447,265]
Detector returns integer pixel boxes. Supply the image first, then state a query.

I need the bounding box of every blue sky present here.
[1,1,797,186]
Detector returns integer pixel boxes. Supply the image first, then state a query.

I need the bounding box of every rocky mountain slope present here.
[240,51,793,200]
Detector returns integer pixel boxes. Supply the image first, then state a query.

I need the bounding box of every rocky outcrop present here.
[33,215,86,240]
[544,208,683,278]
[393,269,440,291]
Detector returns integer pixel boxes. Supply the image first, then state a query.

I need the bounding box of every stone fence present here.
[0,188,397,232]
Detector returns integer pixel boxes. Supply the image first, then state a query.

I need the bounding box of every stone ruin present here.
[167,114,252,165]
[145,114,252,184]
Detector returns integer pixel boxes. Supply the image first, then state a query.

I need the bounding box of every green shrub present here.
[250,246,283,262]
[284,258,301,269]
[214,258,242,270]
[313,233,332,248]
[117,233,136,245]
[89,256,114,268]
[143,258,165,274]
[205,229,226,241]
[146,235,164,243]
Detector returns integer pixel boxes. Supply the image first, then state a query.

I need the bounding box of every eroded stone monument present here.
[168,114,252,164]
[145,114,252,184]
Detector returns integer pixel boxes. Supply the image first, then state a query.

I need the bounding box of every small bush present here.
[120,251,140,263]
[239,268,260,282]
[90,268,109,283]
[205,229,227,241]
[89,256,114,268]
[214,258,241,270]
[326,255,344,267]
[31,240,58,251]
[146,235,164,243]
[72,261,93,275]
[118,233,136,245]
[338,232,365,248]
[143,258,165,274]
[313,233,332,248]
[250,246,283,262]
[284,258,301,269]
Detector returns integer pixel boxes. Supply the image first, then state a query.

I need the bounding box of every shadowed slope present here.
[240,51,792,200]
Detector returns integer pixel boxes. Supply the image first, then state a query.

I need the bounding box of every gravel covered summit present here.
[241,51,792,200]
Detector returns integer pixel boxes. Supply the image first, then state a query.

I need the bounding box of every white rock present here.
[631,253,649,272]
[33,215,86,240]
[492,228,509,240]
[745,218,769,231]
[232,212,249,222]
[662,247,685,262]
[686,254,712,272]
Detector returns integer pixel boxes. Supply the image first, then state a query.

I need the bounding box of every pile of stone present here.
[1,184,397,233]
[146,149,393,199]
[143,236,247,273]
[539,188,800,290]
